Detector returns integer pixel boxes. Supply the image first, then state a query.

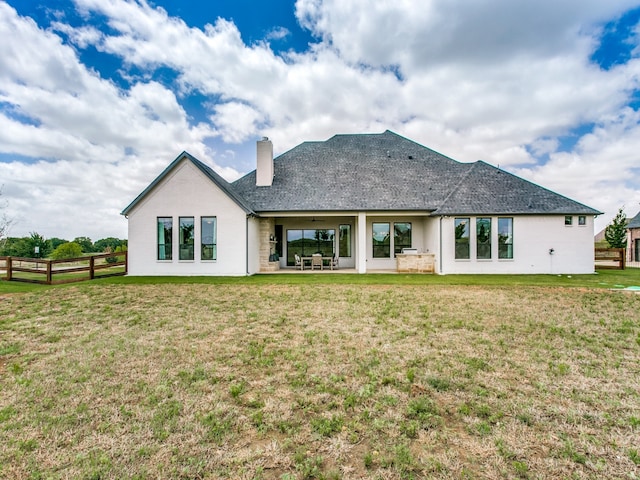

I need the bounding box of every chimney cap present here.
[261,136,269,141]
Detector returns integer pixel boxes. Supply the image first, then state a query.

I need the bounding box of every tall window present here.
[394,222,412,255]
[179,217,194,260]
[157,217,172,260]
[372,223,391,258]
[286,229,335,266]
[455,218,470,259]
[498,217,513,259]
[339,225,351,257]
[476,218,491,259]
[201,216,216,261]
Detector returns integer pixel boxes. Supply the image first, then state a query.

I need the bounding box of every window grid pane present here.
[498,217,513,259]
[455,218,470,259]
[157,217,172,260]
[179,217,194,260]
[201,216,216,260]
[394,222,412,255]
[476,218,491,260]
[339,225,351,258]
[372,223,390,258]
[286,229,335,266]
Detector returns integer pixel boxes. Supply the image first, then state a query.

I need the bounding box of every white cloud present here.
[210,102,266,143]
[265,26,290,41]
[513,107,640,229]
[52,21,102,48]
[0,1,239,239]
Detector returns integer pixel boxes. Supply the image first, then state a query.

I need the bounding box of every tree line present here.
[0,233,127,260]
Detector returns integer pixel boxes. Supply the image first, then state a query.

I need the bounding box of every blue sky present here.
[1,0,640,240]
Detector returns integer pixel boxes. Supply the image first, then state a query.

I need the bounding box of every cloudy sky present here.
[1,0,640,240]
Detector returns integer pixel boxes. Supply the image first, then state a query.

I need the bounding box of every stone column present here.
[259,218,279,272]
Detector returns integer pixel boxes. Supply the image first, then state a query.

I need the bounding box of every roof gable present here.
[121,151,254,216]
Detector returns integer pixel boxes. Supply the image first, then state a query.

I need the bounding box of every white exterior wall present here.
[126,160,249,276]
[440,215,596,274]
[247,216,261,274]
[423,217,441,273]
[365,216,434,270]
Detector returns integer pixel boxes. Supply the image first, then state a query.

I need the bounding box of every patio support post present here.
[357,212,367,273]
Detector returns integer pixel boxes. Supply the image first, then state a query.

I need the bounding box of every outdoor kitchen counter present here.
[396,253,435,273]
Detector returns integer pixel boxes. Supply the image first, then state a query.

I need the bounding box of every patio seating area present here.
[295,253,339,270]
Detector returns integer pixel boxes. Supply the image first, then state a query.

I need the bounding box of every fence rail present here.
[0,251,127,285]
[594,248,625,270]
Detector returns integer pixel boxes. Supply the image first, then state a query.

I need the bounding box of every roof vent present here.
[408,155,413,159]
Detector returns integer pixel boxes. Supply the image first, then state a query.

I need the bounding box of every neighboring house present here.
[627,211,640,263]
[122,130,601,275]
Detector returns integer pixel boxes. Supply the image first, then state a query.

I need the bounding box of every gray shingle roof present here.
[122,131,601,217]
[232,130,601,215]
[435,160,601,215]
[627,211,640,229]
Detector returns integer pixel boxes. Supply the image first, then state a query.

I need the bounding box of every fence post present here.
[46,260,52,285]
[621,248,626,270]
[90,255,95,280]
[6,257,12,281]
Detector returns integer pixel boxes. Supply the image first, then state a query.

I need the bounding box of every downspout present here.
[246,215,249,276]
[439,216,443,274]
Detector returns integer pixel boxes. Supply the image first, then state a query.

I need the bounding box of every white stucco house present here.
[121,131,601,275]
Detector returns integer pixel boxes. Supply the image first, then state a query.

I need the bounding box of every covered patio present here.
[257,213,437,274]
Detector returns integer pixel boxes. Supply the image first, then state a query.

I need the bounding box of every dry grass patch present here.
[0,283,639,479]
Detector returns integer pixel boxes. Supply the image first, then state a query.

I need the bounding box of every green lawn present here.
[0,272,639,478]
[3,267,640,292]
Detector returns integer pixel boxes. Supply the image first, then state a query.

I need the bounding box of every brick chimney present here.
[256,137,273,186]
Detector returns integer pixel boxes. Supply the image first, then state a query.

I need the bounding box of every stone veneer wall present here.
[259,218,280,272]
[396,253,435,273]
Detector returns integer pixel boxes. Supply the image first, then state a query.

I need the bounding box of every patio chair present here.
[294,254,302,270]
[311,253,323,270]
[331,253,339,270]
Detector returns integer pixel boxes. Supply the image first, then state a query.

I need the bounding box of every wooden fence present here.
[594,248,625,270]
[0,251,127,285]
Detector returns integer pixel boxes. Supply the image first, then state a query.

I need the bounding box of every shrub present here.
[105,245,127,264]
[51,242,83,260]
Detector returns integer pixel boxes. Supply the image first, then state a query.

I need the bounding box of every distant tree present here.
[94,237,124,252]
[49,237,68,250]
[0,234,51,258]
[604,207,628,249]
[0,237,30,257]
[73,236,94,253]
[0,186,14,249]
[51,242,83,260]
[28,232,52,258]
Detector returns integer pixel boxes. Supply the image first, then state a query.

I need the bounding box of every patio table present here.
[300,256,334,270]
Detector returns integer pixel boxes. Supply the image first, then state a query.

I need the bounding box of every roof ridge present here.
[434,161,478,213]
